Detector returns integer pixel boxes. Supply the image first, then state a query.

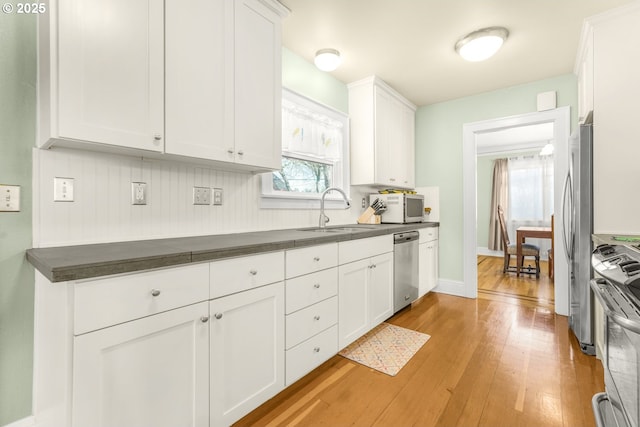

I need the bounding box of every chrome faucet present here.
[319,187,351,228]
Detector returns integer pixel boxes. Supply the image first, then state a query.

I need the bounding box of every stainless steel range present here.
[591,243,640,427]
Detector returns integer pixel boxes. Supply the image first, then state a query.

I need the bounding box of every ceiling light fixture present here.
[455,27,509,62]
[314,48,341,71]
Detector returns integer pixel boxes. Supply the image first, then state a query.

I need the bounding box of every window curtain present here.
[488,159,509,251]
[506,154,554,257]
[282,99,342,161]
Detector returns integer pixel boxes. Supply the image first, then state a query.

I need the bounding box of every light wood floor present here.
[478,255,555,311]
[238,260,603,427]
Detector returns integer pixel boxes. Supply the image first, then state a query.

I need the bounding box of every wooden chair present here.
[497,205,541,278]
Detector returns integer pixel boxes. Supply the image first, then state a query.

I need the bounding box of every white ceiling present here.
[280,0,635,106]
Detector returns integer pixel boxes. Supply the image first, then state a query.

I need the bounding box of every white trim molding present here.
[463,107,570,314]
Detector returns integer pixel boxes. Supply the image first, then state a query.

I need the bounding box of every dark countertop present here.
[27,222,439,283]
[593,233,640,247]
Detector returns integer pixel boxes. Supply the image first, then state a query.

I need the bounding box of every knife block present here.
[357,207,381,224]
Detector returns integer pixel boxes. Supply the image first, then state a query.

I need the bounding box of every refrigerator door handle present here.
[561,171,573,260]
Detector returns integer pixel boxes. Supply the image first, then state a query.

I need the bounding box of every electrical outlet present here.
[193,187,212,205]
[0,184,20,212]
[361,197,366,208]
[213,188,223,205]
[54,177,74,202]
[131,182,147,205]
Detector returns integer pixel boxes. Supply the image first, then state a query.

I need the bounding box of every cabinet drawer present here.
[338,235,393,265]
[286,296,337,349]
[419,227,438,243]
[285,268,338,314]
[210,251,284,299]
[285,324,338,386]
[285,243,338,279]
[74,263,209,335]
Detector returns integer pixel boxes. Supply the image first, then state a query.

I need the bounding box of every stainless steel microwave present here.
[370,193,424,224]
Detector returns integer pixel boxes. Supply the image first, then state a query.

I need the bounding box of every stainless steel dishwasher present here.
[393,231,419,313]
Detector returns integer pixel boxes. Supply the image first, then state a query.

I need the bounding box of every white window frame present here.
[260,88,350,209]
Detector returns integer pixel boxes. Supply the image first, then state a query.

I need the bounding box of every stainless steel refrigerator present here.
[562,122,595,355]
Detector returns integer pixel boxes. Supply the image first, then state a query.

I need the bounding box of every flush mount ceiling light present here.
[455,27,509,62]
[314,48,341,71]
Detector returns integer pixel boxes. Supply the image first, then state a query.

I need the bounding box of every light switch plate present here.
[54,177,74,202]
[213,188,223,205]
[131,182,147,205]
[193,187,211,205]
[0,184,20,212]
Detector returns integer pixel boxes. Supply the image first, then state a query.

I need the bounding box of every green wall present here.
[282,47,348,113]
[415,74,578,282]
[0,13,36,425]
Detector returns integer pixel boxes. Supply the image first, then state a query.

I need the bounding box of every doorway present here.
[476,122,555,306]
[462,107,570,315]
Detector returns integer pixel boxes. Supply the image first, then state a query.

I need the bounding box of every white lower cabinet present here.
[72,302,210,427]
[338,244,394,349]
[418,227,439,297]
[210,282,285,427]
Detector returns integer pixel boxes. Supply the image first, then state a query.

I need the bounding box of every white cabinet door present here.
[210,282,285,427]
[368,252,394,327]
[72,302,209,427]
[165,0,232,161]
[374,87,394,187]
[418,241,439,297]
[234,0,282,170]
[56,0,164,151]
[338,258,370,349]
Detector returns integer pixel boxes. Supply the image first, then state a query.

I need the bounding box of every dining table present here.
[516,226,553,276]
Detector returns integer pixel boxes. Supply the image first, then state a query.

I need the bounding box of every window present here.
[261,88,349,208]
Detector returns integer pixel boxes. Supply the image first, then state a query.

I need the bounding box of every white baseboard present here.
[3,416,35,427]
[432,278,467,297]
[477,247,503,257]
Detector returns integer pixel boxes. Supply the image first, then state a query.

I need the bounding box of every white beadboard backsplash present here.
[33,148,367,248]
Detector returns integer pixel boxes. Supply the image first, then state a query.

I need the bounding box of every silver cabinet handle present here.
[214,313,223,320]
[153,134,162,141]
[200,316,210,323]
[313,256,320,261]
[372,264,377,269]
[313,347,320,353]
[389,178,396,182]
[150,289,161,297]
[227,148,234,154]
[314,315,320,321]
[249,269,257,276]
[313,283,320,289]
[237,150,244,156]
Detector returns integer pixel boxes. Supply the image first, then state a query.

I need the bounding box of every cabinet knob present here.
[214,313,223,320]
[313,347,320,353]
[237,150,244,156]
[227,148,234,154]
[153,134,162,141]
[150,289,161,297]
[389,178,396,182]
[249,269,257,276]
[200,316,210,323]
[313,256,320,262]
[313,283,321,289]
[314,315,320,321]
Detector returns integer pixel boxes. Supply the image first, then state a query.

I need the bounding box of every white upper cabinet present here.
[233,0,284,170]
[40,0,287,172]
[165,0,232,161]
[39,0,165,152]
[349,76,417,189]
[575,24,594,124]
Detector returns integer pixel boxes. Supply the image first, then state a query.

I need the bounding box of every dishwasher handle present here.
[394,231,420,243]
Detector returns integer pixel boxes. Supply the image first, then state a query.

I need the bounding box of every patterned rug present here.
[338,323,430,376]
